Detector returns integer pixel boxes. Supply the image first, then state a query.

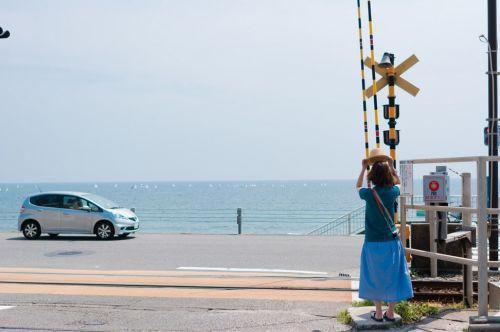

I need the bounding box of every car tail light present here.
[20,205,25,213]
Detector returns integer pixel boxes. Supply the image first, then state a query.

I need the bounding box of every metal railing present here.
[0,207,357,235]
[399,156,500,321]
[307,206,365,236]
[306,194,480,237]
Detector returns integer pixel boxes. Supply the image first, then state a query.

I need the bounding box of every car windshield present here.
[82,193,121,209]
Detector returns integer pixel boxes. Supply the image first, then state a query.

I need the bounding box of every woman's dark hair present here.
[367,161,394,187]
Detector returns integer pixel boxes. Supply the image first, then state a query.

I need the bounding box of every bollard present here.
[237,208,242,234]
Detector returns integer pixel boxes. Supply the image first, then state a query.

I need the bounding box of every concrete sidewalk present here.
[349,308,500,331]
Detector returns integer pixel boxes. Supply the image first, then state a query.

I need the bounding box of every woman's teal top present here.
[359,186,399,242]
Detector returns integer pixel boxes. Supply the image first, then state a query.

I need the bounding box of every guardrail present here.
[306,194,480,237]
[0,208,357,235]
[399,156,499,322]
[307,206,365,235]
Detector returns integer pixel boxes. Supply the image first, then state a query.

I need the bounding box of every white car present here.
[18,192,139,240]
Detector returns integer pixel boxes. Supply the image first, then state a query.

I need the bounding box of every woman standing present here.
[355,148,413,322]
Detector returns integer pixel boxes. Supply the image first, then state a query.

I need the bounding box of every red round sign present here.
[429,180,440,192]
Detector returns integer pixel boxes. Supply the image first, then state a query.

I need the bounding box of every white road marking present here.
[176,267,328,275]
[0,306,14,311]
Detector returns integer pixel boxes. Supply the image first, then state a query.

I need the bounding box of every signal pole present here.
[487,0,498,270]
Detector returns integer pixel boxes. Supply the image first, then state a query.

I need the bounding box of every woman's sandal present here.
[370,311,383,322]
[383,311,396,322]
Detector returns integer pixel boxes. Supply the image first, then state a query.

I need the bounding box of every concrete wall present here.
[410,223,465,274]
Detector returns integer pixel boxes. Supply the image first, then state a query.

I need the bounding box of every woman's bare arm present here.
[389,161,401,185]
[356,159,369,189]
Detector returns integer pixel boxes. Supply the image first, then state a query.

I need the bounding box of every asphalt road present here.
[0,233,362,331]
[0,232,363,275]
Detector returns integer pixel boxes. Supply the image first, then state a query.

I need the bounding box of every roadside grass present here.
[352,299,374,307]
[337,309,353,325]
[395,301,439,324]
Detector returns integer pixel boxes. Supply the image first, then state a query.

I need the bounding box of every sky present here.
[0,0,492,182]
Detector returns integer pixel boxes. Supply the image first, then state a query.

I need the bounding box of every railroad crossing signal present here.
[362,53,420,167]
[364,54,420,98]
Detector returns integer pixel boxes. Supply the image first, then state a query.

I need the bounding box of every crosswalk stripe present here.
[0,306,14,311]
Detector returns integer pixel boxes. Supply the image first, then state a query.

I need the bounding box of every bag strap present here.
[371,188,398,236]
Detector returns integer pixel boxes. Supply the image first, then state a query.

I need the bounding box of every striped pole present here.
[356,0,370,160]
[366,0,381,148]
[387,65,397,167]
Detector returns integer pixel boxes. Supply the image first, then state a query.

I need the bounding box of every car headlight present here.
[114,213,128,220]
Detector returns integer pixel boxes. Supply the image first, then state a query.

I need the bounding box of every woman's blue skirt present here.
[359,238,414,302]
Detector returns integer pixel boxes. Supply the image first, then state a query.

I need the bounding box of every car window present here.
[62,196,100,212]
[30,194,62,208]
[88,201,100,212]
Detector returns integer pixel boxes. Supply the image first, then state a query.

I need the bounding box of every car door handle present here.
[37,209,43,212]
[63,212,70,215]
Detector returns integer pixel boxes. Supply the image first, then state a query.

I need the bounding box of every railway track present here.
[412,280,478,302]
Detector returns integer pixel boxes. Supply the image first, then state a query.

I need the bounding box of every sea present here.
[0,180,364,235]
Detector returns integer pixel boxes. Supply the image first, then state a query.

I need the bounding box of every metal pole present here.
[386,58,397,167]
[462,173,473,307]
[356,0,371,161]
[366,0,381,148]
[237,208,242,235]
[428,202,438,277]
[477,158,489,318]
[400,196,407,246]
[348,215,352,235]
[488,0,499,271]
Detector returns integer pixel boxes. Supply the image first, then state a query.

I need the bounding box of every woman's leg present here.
[374,301,383,319]
[386,302,396,319]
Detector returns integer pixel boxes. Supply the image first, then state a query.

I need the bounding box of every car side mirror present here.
[130,207,136,213]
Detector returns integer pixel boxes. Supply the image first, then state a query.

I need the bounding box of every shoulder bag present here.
[371,188,399,239]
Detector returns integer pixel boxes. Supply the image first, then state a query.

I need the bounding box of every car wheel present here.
[23,221,41,240]
[95,221,115,240]
[48,233,59,238]
[118,233,130,238]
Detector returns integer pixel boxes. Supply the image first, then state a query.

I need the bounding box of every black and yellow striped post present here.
[379,53,400,168]
[379,53,401,229]
[356,0,370,160]
[366,0,381,148]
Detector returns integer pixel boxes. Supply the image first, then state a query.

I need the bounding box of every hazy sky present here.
[0,1,491,182]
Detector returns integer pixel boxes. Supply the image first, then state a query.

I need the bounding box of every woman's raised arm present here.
[356,159,369,189]
[388,161,401,185]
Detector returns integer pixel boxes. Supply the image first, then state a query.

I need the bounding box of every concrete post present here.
[462,173,473,307]
[427,201,438,277]
[477,158,489,318]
